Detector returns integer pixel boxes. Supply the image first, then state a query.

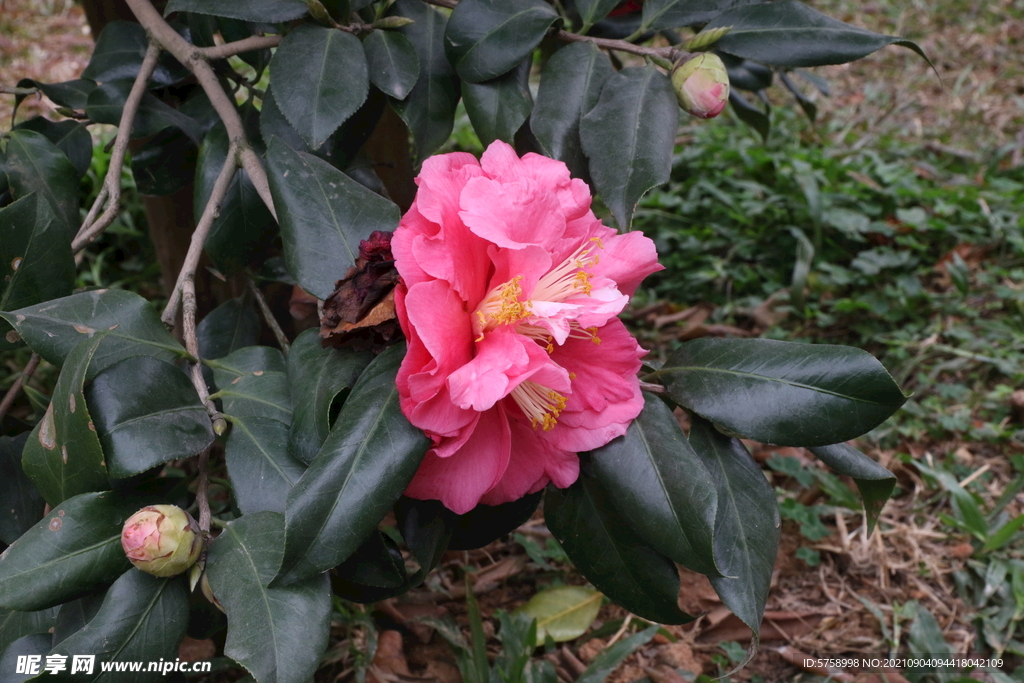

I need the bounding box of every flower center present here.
[511,380,567,431]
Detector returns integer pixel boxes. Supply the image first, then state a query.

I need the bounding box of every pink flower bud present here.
[671,53,730,119]
[121,505,203,577]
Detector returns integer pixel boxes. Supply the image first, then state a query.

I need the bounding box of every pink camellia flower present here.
[393,141,662,514]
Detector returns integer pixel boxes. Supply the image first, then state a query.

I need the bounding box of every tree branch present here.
[0,353,40,425]
[161,142,240,327]
[247,278,291,354]
[202,34,282,60]
[71,42,160,255]
[124,0,277,220]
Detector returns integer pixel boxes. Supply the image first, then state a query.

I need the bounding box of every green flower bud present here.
[671,53,730,119]
[121,505,203,578]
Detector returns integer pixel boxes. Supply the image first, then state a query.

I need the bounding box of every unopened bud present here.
[121,505,203,577]
[372,16,415,29]
[671,53,730,119]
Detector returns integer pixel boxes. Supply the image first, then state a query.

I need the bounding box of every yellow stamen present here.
[511,381,567,431]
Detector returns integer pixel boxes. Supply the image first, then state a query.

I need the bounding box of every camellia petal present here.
[394,140,662,513]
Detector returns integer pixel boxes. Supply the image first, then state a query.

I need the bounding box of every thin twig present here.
[556,30,683,60]
[125,0,277,220]
[246,278,291,354]
[161,142,240,327]
[0,353,41,425]
[71,43,161,254]
[202,34,282,60]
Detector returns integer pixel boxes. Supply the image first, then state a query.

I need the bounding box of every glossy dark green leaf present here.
[286,330,371,465]
[165,0,308,22]
[52,592,105,645]
[363,30,420,100]
[545,472,693,624]
[0,289,186,373]
[267,138,401,299]
[0,434,45,545]
[660,338,908,447]
[196,298,260,361]
[707,0,928,68]
[0,633,52,682]
[211,345,292,423]
[206,512,331,683]
[2,130,80,239]
[86,356,214,479]
[277,344,430,585]
[22,334,108,507]
[195,124,277,275]
[0,492,133,611]
[82,21,187,87]
[689,417,779,639]
[532,42,613,180]
[16,78,96,111]
[641,0,759,31]
[720,53,774,92]
[224,417,305,515]
[130,128,198,196]
[13,118,92,178]
[259,86,311,154]
[86,81,203,145]
[0,606,58,654]
[462,58,532,147]
[591,393,718,575]
[448,490,541,551]
[576,0,624,29]
[445,0,558,83]
[49,570,189,683]
[390,0,461,160]
[269,25,368,150]
[334,529,406,589]
[576,625,660,683]
[0,196,75,336]
[394,496,453,577]
[580,66,679,229]
[809,443,895,534]
[728,89,770,141]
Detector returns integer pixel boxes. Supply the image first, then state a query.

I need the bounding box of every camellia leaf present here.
[269,25,369,150]
[15,78,96,111]
[728,89,770,141]
[641,0,760,31]
[130,128,199,197]
[0,288,187,374]
[224,417,304,515]
[0,196,75,343]
[591,392,719,576]
[277,344,430,585]
[2,129,80,240]
[0,434,45,545]
[461,58,533,147]
[660,338,908,447]
[707,0,929,67]
[333,530,407,592]
[211,345,292,424]
[576,0,624,29]
[448,490,541,551]
[515,586,602,643]
[86,356,214,479]
[394,497,453,579]
[389,0,461,160]
[363,30,420,101]
[267,138,401,299]
[85,81,204,145]
[51,592,105,646]
[580,66,679,229]
[808,443,896,534]
[689,416,779,646]
[81,21,188,87]
[22,334,108,507]
[531,42,613,181]
[13,118,92,178]
[206,512,332,683]
[164,0,308,22]
[286,330,372,465]
[0,633,52,682]
[48,570,189,681]
[0,606,59,655]
[259,87,311,154]
[0,492,133,611]
[545,471,693,625]
[196,297,261,361]
[195,124,277,275]
[444,0,558,83]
